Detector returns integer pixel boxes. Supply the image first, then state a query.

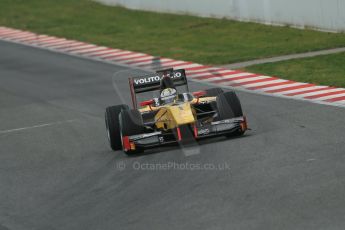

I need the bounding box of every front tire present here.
[105,104,129,151]
[216,91,243,119]
[216,91,245,136]
[119,109,145,155]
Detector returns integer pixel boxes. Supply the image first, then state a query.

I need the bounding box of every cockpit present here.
[155,88,194,106]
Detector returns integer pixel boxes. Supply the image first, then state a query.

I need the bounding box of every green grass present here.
[0,0,345,65]
[245,52,345,88]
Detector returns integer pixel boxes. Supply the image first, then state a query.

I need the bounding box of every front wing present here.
[122,117,247,151]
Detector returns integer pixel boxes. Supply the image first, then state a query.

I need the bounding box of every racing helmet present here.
[160,88,178,104]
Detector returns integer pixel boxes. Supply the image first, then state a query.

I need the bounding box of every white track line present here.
[0,120,76,135]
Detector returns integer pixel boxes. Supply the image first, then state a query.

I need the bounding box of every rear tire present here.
[119,109,145,155]
[216,91,244,136]
[105,104,129,151]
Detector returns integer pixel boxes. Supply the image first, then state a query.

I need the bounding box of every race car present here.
[105,68,247,155]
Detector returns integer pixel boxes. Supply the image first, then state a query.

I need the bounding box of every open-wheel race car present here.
[105,68,248,155]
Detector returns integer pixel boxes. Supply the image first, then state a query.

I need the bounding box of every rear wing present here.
[129,69,189,108]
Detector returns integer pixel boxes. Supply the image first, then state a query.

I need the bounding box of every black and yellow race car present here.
[105,68,247,155]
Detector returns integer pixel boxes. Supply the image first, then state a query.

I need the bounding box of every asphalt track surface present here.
[1,40,345,230]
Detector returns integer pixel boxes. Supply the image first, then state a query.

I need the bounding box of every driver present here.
[160,87,178,104]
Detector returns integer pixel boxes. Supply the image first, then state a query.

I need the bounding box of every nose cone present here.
[170,103,195,126]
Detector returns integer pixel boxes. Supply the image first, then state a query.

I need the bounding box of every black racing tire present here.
[216,91,245,136]
[119,109,145,155]
[205,87,224,97]
[105,104,129,151]
[216,91,243,119]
